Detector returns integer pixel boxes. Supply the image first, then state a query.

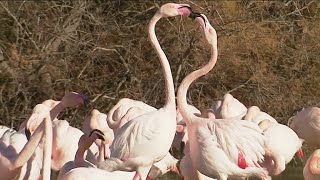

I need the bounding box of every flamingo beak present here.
[25,128,31,141]
[297,148,304,161]
[83,96,90,108]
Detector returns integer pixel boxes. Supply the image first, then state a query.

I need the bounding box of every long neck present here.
[13,116,52,180]
[148,13,175,110]
[74,143,87,167]
[42,116,52,180]
[177,43,218,125]
[50,102,65,120]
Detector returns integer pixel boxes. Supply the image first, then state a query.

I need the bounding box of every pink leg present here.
[133,172,141,180]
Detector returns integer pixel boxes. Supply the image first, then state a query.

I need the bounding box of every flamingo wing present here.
[110,109,175,161]
[210,120,265,167]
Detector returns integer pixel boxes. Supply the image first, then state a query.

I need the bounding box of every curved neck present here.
[177,43,218,124]
[74,144,86,167]
[148,12,175,110]
[50,102,64,120]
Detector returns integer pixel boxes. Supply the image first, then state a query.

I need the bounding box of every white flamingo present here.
[58,129,135,180]
[82,109,114,162]
[0,104,52,180]
[176,14,267,179]
[244,106,278,125]
[97,3,193,180]
[107,98,156,133]
[258,119,303,175]
[211,93,247,120]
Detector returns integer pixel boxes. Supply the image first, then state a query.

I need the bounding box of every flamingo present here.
[147,152,180,179]
[25,99,98,171]
[96,3,193,180]
[176,13,267,179]
[58,129,136,180]
[0,104,52,180]
[303,149,320,180]
[20,92,88,134]
[107,98,156,133]
[82,109,114,162]
[258,119,303,175]
[211,93,247,120]
[288,106,320,147]
[82,109,181,179]
[244,106,278,125]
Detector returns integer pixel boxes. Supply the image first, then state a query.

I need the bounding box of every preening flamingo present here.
[211,93,247,120]
[244,106,278,125]
[20,92,88,135]
[58,129,135,180]
[0,104,52,180]
[20,92,98,171]
[97,3,193,180]
[107,98,156,133]
[176,14,267,179]
[303,149,320,180]
[288,106,320,147]
[82,109,114,162]
[258,119,303,175]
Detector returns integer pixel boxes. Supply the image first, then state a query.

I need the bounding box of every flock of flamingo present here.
[1,3,320,180]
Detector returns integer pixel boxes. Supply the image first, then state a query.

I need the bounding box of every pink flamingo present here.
[303,149,320,180]
[258,119,303,175]
[288,106,320,147]
[177,14,267,179]
[211,93,247,120]
[97,3,193,180]
[58,129,136,180]
[24,94,97,171]
[0,104,52,180]
[20,92,88,134]
[82,109,114,162]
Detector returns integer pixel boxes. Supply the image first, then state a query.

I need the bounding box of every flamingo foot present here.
[238,151,248,169]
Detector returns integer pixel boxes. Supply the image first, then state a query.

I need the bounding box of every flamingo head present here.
[25,104,51,139]
[79,129,106,151]
[194,14,217,46]
[159,3,192,17]
[60,92,89,108]
[41,99,60,109]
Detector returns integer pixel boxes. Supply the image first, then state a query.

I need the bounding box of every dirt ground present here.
[0,1,319,179]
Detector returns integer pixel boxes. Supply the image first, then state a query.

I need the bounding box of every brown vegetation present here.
[0,1,319,179]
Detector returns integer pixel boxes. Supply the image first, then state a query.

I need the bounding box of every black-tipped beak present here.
[25,128,31,141]
[90,129,105,141]
[189,12,202,20]
[83,96,90,108]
